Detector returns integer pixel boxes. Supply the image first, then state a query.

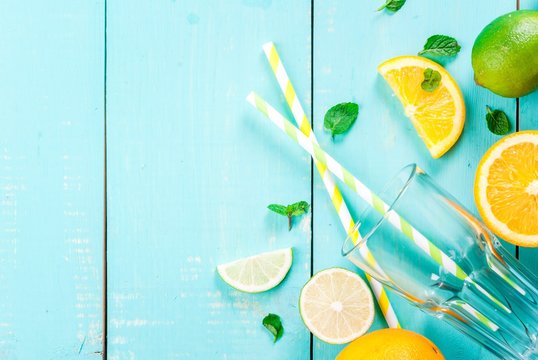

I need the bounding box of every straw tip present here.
[262,42,274,53]
[245,92,256,104]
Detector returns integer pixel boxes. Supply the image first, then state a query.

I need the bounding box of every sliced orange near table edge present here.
[378,56,465,158]
[474,131,538,247]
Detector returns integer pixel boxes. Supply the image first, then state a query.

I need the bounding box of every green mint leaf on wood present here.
[418,35,461,57]
[421,68,442,92]
[323,102,359,139]
[377,0,406,12]
[486,106,511,135]
[268,201,310,231]
[289,201,309,217]
[267,204,288,216]
[263,313,284,343]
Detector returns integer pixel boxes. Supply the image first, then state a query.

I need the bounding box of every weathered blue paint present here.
[106,1,312,359]
[0,1,104,358]
[313,1,518,359]
[1,1,536,359]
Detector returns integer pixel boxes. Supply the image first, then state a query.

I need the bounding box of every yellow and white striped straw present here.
[246,92,510,322]
[246,92,501,331]
[262,42,401,329]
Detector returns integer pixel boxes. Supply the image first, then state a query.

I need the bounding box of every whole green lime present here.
[472,10,538,98]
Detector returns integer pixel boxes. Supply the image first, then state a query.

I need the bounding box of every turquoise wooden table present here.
[1,0,537,359]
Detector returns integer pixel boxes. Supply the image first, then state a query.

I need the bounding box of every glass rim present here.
[341,163,418,257]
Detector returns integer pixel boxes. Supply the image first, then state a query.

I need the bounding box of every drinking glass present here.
[342,164,538,360]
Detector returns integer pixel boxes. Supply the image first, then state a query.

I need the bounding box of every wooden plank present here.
[518,0,538,278]
[106,1,312,358]
[0,1,104,358]
[312,1,515,359]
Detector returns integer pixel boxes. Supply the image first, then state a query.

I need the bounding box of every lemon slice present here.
[217,248,293,293]
[475,131,538,247]
[378,56,465,158]
[299,268,374,344]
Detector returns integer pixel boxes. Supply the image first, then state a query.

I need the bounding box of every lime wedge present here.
[299,268,374,344]
[217,248,293,293]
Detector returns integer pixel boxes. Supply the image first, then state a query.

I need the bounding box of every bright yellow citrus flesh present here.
[474,131,538,247]
[378,56,465,158]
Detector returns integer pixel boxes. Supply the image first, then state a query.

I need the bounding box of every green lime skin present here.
[472,10,538,98]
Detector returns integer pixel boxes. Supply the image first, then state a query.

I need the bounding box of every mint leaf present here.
[377,0,406,12]
[418,35,461,57]
[288,201,310,217]
[486,106,511,135]
[421,68,441,92]
[324,102,359,139]
[268,204,288,216]
[263,313,283,343]
[268,201,310,230]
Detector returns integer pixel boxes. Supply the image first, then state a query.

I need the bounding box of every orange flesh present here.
[383,66,456,147]
[486,142,538,235]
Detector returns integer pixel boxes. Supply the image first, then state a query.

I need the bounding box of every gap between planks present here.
[102,0,108,358]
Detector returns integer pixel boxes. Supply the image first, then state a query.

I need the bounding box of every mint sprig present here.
[486,106,511,135]
[419,35,461,57]
[268,201,310,231]
[324,102,359,139]
[263,313,284,343]
[421,68,442,92]
[377,0,406,12]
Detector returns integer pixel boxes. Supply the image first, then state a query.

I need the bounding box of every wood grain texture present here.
[312,1,516,358]
[518,0,538,280]
[0,0,534,358]
[0,1,104,358]
[106,1,312,358]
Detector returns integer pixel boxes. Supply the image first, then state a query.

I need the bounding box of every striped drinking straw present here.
[262,42,401,329]
[246,92,510,325]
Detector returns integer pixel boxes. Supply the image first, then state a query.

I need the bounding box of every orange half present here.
[474,131,538,247]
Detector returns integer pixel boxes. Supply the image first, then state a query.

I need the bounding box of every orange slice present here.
[378,56,465,158]
[474,131,538,247]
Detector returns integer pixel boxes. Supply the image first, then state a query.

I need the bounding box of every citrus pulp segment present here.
[378,56,465,158]
[475,131,538,247]
[216,248,293,293]
[299,268,374,344]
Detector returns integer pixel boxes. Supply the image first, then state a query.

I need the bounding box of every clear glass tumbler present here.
[343,164,537,360]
